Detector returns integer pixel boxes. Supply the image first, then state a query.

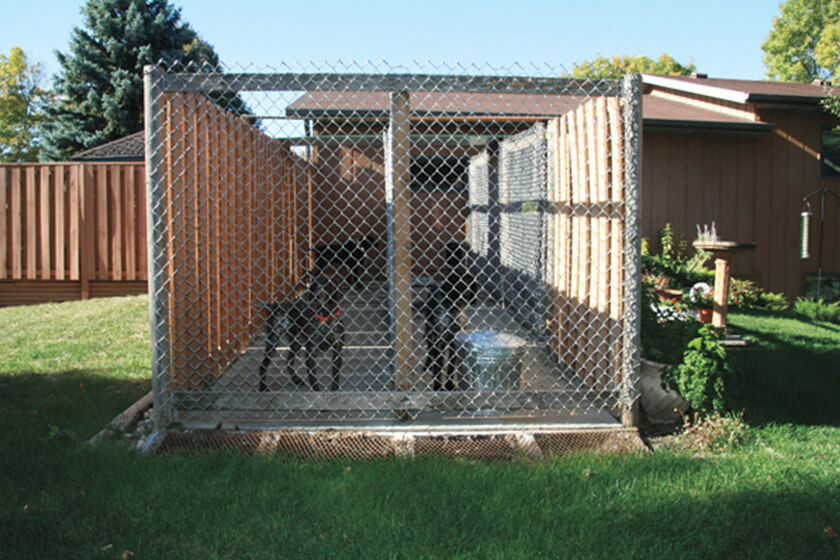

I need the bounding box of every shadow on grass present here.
[2,451,838,559]
[0,370,150,444]
[726,310,840,427]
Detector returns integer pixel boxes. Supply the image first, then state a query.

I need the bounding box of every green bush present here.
[792,297,840,323]
[662,324,729,414]
[757,291,789,311]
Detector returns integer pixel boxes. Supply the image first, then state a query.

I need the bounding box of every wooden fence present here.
[0,161,147,306]
[547,96,626,391]
[156,92,307,389]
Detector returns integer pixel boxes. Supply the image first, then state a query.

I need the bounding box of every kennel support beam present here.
[158,72,623,97]
[143,65,173,428]
[388,91,415,390]
[620,73,643,428]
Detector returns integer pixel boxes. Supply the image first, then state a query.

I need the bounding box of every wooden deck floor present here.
[219,281,572,394]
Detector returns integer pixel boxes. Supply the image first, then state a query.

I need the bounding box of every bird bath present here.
[692,241,757,333]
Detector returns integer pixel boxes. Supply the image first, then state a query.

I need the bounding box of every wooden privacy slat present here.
[10,168,21,278]
[53,167,66,280]
[110,165,123,280]
[25,167,37,280]
[69,166,81,281]
[39,167,51,279]
[95,166,109,280]
[607,98,624,321]
[124,164,136,281]
[135,165,147,281]
[0,168,7,279]
[207,105,220,354]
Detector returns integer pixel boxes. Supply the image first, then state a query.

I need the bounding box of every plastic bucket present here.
[454,331,526,391]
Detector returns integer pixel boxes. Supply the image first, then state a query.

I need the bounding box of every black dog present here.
[258,236,377,392]
[421,241,477,391]
[258,270,345,392]
[313,234,378,288]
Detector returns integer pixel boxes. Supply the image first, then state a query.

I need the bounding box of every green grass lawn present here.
[1,296,838,559]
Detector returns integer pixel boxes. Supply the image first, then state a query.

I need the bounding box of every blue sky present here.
[3,0,782,83]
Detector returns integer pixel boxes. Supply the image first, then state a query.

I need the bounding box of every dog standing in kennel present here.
[257,236,377,392]
[421,241,477,391]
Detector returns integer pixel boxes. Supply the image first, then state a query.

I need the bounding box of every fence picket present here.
[39,166,51,279]
[54,166,66,280]
[0,168,6,279]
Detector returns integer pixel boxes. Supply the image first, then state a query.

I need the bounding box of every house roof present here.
[70,131,145,161]
[642,94,773,134]
[641,74,836,105]
[288,89,773,134]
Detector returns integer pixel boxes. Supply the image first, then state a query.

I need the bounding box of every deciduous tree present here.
[0,47,52,162]
[762,0,840,82]
[569,53,696,80]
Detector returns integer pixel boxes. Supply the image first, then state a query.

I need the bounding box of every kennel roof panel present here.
[286,91,589,120]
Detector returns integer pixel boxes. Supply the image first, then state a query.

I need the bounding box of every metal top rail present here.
[150,68,625,97]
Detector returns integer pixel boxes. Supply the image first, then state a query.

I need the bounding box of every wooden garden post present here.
[389,91,414,390]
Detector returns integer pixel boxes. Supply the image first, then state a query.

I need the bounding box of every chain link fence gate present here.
[143,63,642,434]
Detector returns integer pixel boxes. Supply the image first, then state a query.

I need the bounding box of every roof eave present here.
[641,74,749,104]
[643,118,774,136]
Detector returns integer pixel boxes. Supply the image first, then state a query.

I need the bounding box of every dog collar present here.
[315,306,341,323]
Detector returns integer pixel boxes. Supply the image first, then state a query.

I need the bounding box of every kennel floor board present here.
[172,281,595,423]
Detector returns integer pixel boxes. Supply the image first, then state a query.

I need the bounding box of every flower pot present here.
[639,359,689,424]
[653,288,683,303]
[698,307,713,323]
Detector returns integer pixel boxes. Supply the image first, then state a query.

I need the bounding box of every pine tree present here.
[42,0,247,160]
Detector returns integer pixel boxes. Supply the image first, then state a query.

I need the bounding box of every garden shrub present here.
[793,297,840,323]
[661,324,729,414]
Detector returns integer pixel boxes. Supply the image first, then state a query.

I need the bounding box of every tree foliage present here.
[42,0,249,161]
[0,47,53,162]
[762,0,840,82]
[569,53,696,80]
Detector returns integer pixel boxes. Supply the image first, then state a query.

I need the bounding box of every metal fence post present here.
[621,73,643,428]
[144,65,172,428]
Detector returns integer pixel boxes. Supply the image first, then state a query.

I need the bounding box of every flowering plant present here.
[689,282,714,309]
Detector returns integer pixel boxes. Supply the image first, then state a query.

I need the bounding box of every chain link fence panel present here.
[143,62,641,430]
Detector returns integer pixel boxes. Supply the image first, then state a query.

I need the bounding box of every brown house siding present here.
[642,108,840,297]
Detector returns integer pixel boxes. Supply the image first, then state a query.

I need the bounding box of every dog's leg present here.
[429,328,446,391]
[259,306,282,392]
[305,345,321,391]
[441,319,458,391]
[330,342,342,392]
[287,338,306,388]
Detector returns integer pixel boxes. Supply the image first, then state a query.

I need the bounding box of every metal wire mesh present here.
[143,62,641,430]
[153,427,647,460]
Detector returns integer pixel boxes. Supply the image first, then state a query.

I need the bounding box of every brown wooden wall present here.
[547,96,626,392]
[0,162,147,306]
[642,107,840,298]
[158,92,306,389]
[307,138,474,281]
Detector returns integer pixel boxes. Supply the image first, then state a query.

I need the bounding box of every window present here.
[410,156,469,192]
[819,127,840,179]
[803,272,840,302]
